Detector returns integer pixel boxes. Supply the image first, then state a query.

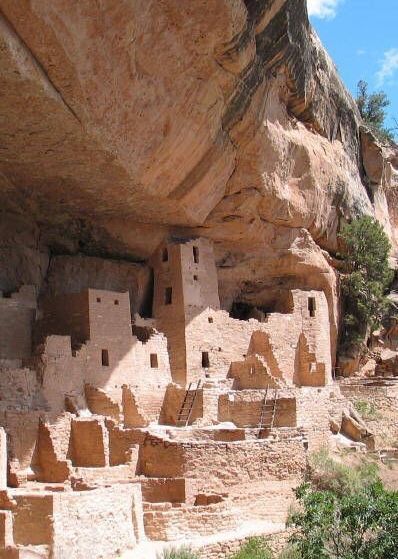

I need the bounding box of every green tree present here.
[338,216,393,344]
[356,80,394,143]
[288,480,398,559]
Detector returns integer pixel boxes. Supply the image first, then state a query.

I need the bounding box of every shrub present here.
[231,537,273,559]
[288,480,398,559]
[338,216,393,345]
[354,399,378,419]
[160,548,198,559]
[308,449,379,496]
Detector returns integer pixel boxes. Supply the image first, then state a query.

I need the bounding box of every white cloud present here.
[307,0,342,19]
[376,48,398,86]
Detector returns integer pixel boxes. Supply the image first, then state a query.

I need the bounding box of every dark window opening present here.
[208,317,213,323]
[165,287,173,305]
[162,248,169,262]
[193,246,199,264]
[150,353,158,368]
[97,297,101,303]
[101,349,109,367]
[114,299,119,305]
[308,297,316,317]
[202,351,210,368]
[193,275,198,281]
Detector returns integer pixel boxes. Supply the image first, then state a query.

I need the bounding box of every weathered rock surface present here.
[0,0,397,358]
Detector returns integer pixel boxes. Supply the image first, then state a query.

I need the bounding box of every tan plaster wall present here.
[218,391,296,428]
[52,485,140,559]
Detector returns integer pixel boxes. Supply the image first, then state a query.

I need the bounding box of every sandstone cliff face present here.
[0,0,397,361]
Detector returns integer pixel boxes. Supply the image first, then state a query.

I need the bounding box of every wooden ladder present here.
[176,380,201,427]
[258,385,277,438]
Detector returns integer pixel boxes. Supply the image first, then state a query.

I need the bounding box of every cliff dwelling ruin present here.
[0,238,378,558]
[0,0,397,557]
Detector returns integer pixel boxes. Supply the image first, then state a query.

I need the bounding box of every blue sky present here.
[307,0,398,132]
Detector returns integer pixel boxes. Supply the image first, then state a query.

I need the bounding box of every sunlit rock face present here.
[0,0,397,363]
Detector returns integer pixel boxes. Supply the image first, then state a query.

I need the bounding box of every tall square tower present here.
[152,238,220,385]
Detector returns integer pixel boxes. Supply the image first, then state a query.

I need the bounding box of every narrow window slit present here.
[150,354,158,368]
[101,349,109,367]
[165,287,173,305]
[202,351,210,368]
[308,297,316,318]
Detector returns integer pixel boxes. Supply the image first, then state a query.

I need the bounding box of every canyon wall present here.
[0,0,397,361]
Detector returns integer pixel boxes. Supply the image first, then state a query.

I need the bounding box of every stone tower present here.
[152,237,220,385]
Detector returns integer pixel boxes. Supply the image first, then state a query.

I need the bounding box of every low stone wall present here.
[144,500,238,541]
[140,434,307,491]
[193,528,291,558]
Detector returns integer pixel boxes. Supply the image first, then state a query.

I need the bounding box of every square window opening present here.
[193,275,198,281]
[150,353,158,368]
[114,299,119,305]
[101,349,109,367]
[308,296,316,317]
[193,246,199,264]
[202,351,210,368]
[208,317,213,323]
[165,287,173,305]
[97,297,101,303]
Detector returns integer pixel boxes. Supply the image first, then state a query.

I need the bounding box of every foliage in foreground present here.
[287,452,398,559]
[288,480,398,559]
[356,80,395,143]
[338,215,393,345]
[231,538,272,559]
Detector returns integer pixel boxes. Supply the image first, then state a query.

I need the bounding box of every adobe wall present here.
[228,353,284,390]
[160,384,203,426]
[141,478,186,503]
[184,289,332,386]
[152,241,187,385]
[86,289,132,340]
[179,238,221,312]
[218,391,297,428]
[52,485,142,559]
[39,305,172,425]
[12,492,54,545]
[40,335,87,414]
[69,417,109,467]
[0,410,41,482]
[107,422,143,468]
[295,386,339,451]
[0,286,36,361]
[11,484,143,559]
[143,500,239,541]
[140,435,307,493]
